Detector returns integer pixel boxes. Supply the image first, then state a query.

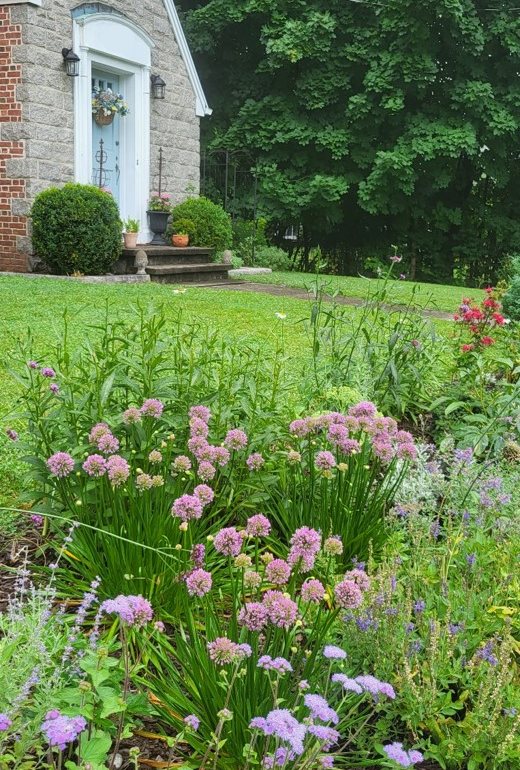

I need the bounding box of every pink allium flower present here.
[397,443,417,461]
[106,455,130,486]
[27,360,39,369]
[338,438,360,455]
[190,417,209,438]
[188,436,209,456]
[371,438,395,463]
[344,415,360,432]
[334,579,363,609]
[264,592,298,629]
[97,432,119,455]
[88,422,111,444]
[315,451,336,471]
[49,383,60,395]
[288,527,321,572]
[46,452,75,478]
[197,460,216,481]
[140,398,164,418]
[395,430,414,444]
[82,454,107,477]
[189,405,211,423]
[286,449,302,464]
[191,543,205,567]
[41,367,56,379]
[238,601,269,631]
[148,449,163,463]
[196,443,217,462]
[348,401,377,418]
[136,473,153,490]
[100,594,153,627]
[172,494,203,521]
[154,621,165,632]
[224,428,248,450]
[6,428,18,441]
[324,536,343,556]
[173,455,192,473]
[194,484,214,506]
[289,418,312,438]
[122,407,141,424]
[301,578,325,603]
[327,424,348,445]
[246,452,265,471]
[213,526,243,556]
[185,568,212,597]
[246,514,271,537]
[344,568,370,592]
[207,637,242,665]
[213,445,230,466]
[41,711,86,750]
[266,559,291,585]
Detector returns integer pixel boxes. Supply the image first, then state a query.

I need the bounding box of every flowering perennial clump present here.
[100,594,153,627]
[41,710,87,751]
[454,287,508,353]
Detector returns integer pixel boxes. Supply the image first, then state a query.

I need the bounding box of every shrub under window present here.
[31,183,122,275]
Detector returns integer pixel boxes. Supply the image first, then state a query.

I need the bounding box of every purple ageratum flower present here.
[184,714,200,731]
[301,578,325,603]
[173,455,192,473]
[238,602,269,631]
[97,432,119,455]
[224,428,248,450]
[466,553,476,567]
[88,422,111,444]
[249,709,307,755]
[334,579,363,609]
[0,713,12,731]
[307,725,340,750]
[247,452,265,471]
[189,405,211,423]
[344,568,370,592]
[122,407,141,424]
[185,568,212,597]
[266,559,291,585]
[41,711,87,750]
[476,641,498,666]
[194,484,214,506]
[207,637,243,665]
[246,513,271,537]
[383,742,424,767]
[319,756,334,769]
[213,526,243,556]
[197,460,216,481]
[355,675,396,699]
[106,455,130,487]
[315,450,337,471]
[6,428,18,441]
[171,494,203,522]
[323,645,347,660]
[82,454,107,477]
[140,398,164,418]
[257,655,293,674]
[31,514,44,527]
[41,367,56,379]
[100,594,153,627]
[263,592,298,629]
[46,452,75,478]
[304,694,339,725]
[331,673,363,694]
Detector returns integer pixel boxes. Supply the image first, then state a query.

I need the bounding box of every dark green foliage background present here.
[180,0,520,284]
[170,196,233,252]
[31,183,122,275]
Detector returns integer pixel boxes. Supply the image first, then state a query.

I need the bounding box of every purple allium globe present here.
[46,452,75,478]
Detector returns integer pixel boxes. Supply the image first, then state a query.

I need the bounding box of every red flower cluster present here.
[454,287,508,353]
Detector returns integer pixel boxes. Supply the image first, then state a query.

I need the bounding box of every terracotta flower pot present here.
[172,234,189,248]
[123,232,138,249]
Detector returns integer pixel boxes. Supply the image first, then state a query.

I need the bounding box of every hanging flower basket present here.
[91,87,129,127]
[94,109,115,127]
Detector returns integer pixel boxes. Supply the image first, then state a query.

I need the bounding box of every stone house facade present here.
[0,0,210,272]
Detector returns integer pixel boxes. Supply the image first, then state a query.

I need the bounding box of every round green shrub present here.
[170,197,232,253]
[254,245,293,271]
[31,183,122,275]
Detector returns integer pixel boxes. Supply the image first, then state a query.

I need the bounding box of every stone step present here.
[147,263,230,284]
[121,246,215,268]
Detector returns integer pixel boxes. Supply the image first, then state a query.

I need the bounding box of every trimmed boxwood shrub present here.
[31,183,122,275]
[170,196,232,253]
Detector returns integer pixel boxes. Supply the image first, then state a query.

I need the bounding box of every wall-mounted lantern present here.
[62,48,80,77]
[151,74,166,100]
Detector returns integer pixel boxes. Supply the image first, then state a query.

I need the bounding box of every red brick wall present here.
[0,6,27,272]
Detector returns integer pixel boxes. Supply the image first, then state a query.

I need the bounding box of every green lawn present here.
[239,270,484,313]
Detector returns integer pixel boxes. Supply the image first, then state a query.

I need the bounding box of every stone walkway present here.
[203,280,453,321]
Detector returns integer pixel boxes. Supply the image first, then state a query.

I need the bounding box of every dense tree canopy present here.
[180,0,520,283]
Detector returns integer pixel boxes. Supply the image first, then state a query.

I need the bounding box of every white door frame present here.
[72,14,154,242]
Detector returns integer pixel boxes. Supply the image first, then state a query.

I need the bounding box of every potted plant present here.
[171,217,195,247]
[123,218,139,249]
[147,192,171,245]
[91,87,129,126]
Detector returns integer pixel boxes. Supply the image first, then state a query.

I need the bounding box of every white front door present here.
[91,70,121,202]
